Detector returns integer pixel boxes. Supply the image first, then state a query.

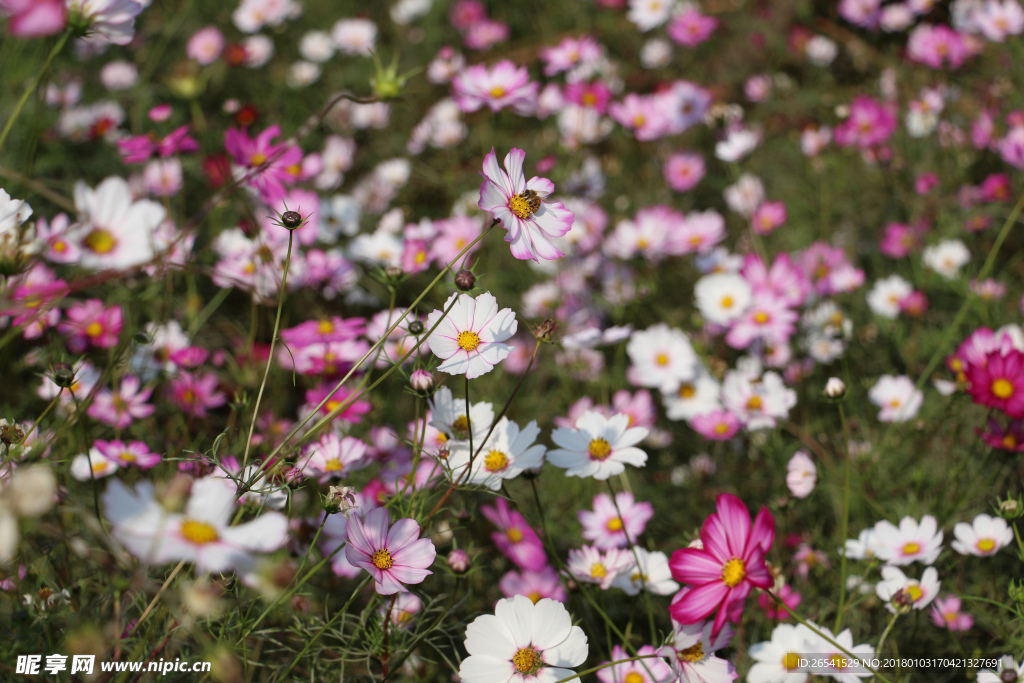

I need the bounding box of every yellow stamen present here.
[181,519,218,545]
[588,438,612,461]
[722,558,746,587]
[371,548,393,569]
[457,330,480,351]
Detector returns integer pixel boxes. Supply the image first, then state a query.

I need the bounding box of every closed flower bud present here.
[534,318,558,343]
[52,363,75,389]
[410,369,434,393]
[454,269,476,291]
[447,548,471,574]
[323,485,359,517]
[281,211,303,229]
[825,377,846,398]
[408,320,425,335]
[999,497,1021,520]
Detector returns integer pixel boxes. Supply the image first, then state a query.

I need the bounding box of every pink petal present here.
[386,517,423,552]
[668,580,728,624]
[714,493,752,558]
[502,148,527,194]
[669,548,723,584]
[481,148,514,197]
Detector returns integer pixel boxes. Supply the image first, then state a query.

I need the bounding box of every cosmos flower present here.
[950,514,1014,557]
[345,507,435,595]
[478,147,575,261]
[548,411,649,480]
[423,291,517,379]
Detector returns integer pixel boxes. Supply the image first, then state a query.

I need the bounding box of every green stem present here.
[874,611,900,656]
[0,30,70,156]
[833,402,853,632]
[241,232,294,472]
[607,479,657,644]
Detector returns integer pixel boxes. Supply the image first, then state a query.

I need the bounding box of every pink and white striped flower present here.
[345,507,436,595]
[424,291,517,379]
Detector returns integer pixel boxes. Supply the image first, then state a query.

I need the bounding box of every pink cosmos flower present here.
[59,299,122,353]
[608,93,672,141]
[168,371,226,418]
[0,0,66,37]
[977,418,1024,452]
[930,595,973,631]
[0,263,68,337]
[430,215,483,265]
[792,543,830,581]
[539,35,602,76]
[87,375,155,428]
[499,567,567,603]
[578,491,654,550]
[668,493,775,636]
[740,253,810,308]
[666,7,718,46]
[690,410,741,441]
[301,383,371,424]
[563,81,612,114]
[481,497,548,571]
[907,24,969,70]
[834,96,897,149]
[597,645,672,683]
[880,222,926,258]
[94,439,161,469]
[451,60,538,114]
[663,152,705,192]
[345,507,435,595]
[462,18,508,50]
[448,0,485,30]
[751,201,787,236]
[725,294,797,350]
[223,125,303,204]
[187,25,224,65]
[300,433,370,482]
[966,348,1024,418]
[478,147,575,261]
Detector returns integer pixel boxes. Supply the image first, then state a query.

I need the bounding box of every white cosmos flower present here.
[69,176,166,270]
[748,622,817,683]
[548,410,649,480]
[951,513,1014,557]
[843,528,883,561]
[786,450,817,498]
[659,620,736,683]
[427,386,494,445]
[866,274,912,319]
[626,323,699,393]
[566,545,633,590]
[0,188,36,261]
[424,292,517,379]
[459,595,588,683]
[70,447,120,481]
[695,272,753,325]
[868,375,922,423]
[627,0,676,31]
[662,372,721,421]
[720,370,796,431]
[799,622,874,683]
[876,565,940,612]
[102,477,289,573]
[922,239,970,280]
[446,417,546,490]
[610,547,679,596]
[872,514,943,566]
[68,0,143,46]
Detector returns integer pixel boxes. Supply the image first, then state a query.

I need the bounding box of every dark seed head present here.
[454,269,476,291]
[282,211,303,229]
[52,363,75,389]
[408,320,425,335]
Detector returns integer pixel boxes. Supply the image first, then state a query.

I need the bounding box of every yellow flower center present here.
[452,415,470,438]
[679,384,696,398]
[1003,434,1017,449]
[250,152,267,166]
[588,438,612,461]
[976,538,996,553]
[490,86,506,98]
[509,193,539,219]
[85,322,104,337]
[512,647,543,675]
[902,542,920,555]
[527,591,542,604]
[484,450,509,472]
[590,562,607,579]
[372,548,393,570]
[625,674,644,683]
[722,558,746,587]
[681,641,704,663]
[944,611,958,623]
[714,422,729,434]
[783,652,800,671]
[992,378,1014,399]
[655,353,669,366]
[506,527,523,543]
[318,320,334,334]
[607,517,623,532]
[457,330,481,351]
[324,458,343,471]
[180,519,219,545]
[754,311,770,324]
[905,584,923,602]
[83,228,117,254]
[720,295,734,309]
[746,395,763,411]
[829,654,845,669]
[415,250,427,264]
[120,452,135,462]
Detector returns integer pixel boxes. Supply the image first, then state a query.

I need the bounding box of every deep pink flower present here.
[168,371,225,417]
[880,222,926,259]
[930,595,973,631]
[87,375,155,428]
[0,0,66,37]
[451,60,538,114]
[563,81,612,114]
[976,418,1024,452]
[448,0,485,30]
[94,438,161,469]
[478,147,575,261]
[690,410,741,441]
[834,96,897,149]
[907,24,969,70]
[302,383,371,424]
[539,35,601,76]
[663,152,705,192]
[499,566,567,603]
[59,299,122,353]
[481,497,548,571]
[668,493,775,636]
[751,201,787,236]
[223,125,303,204]
[966,349,1024,418]
[345,507,435,595]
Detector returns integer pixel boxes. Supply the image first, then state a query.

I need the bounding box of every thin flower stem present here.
[956,595,1020,614]
[765,589,893,683]
[833,402,853,632]
[1013,521,1024,556]
[0,30,70,155]
[465,374,474,473]
[258,220,497,468]
[874,611,900,656]
[241,231,294,473]
[134,560,187,632]
[20,388,61,450]
[295,510,329,579]
[551,654,664,683]
[606,479,657,645]
[380,593,397,678]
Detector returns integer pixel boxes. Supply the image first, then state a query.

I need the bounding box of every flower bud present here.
[534,318,558,343]
[410,369,434,393]
[281,211,303,229]
[408,320,425,335]
[454,269,476,291]
[52,362,75,389]
[323,485,359,517]
[0,419,24,447]
[824,377,846,398]
[891,588,914,614]
[999,497,1022,520]
[447,548,471,574]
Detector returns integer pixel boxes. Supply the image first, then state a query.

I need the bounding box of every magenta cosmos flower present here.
[967,348,1024,418]
[345,507,436,595]
[481,497,548,571]
[478,147,575,262]
[0,0,66,37]
[668,493,775,636]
